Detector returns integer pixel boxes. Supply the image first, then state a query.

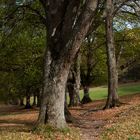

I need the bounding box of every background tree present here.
[104,0,119,108]
[67,55,81,107]
[0,3,45,106]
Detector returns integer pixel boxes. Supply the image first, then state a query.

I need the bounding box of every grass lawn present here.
[1,82,140,104]
[80,82,140,100]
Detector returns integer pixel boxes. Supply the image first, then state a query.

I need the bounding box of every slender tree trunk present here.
[64,92,75,123]
[25,95,31,109]
[73,53,81,105]
[37,92,41,107]
[81,86,92,104]
[68,83,75,107]
[67,70,75,107]
[20,97,24,106]
[65,102,73,122]
[104,0,119,109]
[81,38,96,104]
[32,93,37,106]
[67,53,81,107]
[25,89,31,109]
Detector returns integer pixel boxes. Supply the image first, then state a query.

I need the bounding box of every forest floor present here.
[0,93,140,140]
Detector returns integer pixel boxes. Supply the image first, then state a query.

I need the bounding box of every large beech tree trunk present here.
[104,0,119,109]
[37,50,71,128]
[37,0,98,128]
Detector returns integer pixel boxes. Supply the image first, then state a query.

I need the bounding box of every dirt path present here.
[70,93,140,140]
[77,119,105,140]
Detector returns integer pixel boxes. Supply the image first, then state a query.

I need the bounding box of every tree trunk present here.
[37,50,70,128]
[73,53,81,105]
[37,92,41,107]
[67,53,81,107]
[20,97,24,106]
[64,92,75,123]
[67,82,75,107]
[32,93,37,106]
[81,86,92,104]
[37,0,98,129]
[104,0,119,109]
[25,90,31,109]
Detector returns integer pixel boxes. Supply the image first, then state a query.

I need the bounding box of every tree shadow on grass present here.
[0,119,35,125]
[80,108,104,116]
[0,108,38,133]
[0,106,38,116]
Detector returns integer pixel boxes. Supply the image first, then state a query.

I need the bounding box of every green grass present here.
[80,83,140,100]
[1,83,140,104]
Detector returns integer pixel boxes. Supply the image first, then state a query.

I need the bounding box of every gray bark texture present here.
[37,0,99,128]
[104,0,119,109]
[81,86,92,104]
[73,53,81,106]
[32,93,37,106]
[25,88,32,109]
[67,53,81,107]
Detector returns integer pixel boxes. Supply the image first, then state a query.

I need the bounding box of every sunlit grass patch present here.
[79,83,140,101]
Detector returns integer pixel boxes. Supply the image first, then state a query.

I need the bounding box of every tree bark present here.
[67,69,75,107]
[68,83,75,107]
[32,93,37,106]
[25,88,31,109]
[37,91,41,107]
[37,51,70,128]
[67,55,81,107]
[20,97,24,106]
[73,53,81,106]
[37,0,98,129]
[64,92,75,123]
[25,95,31,109]
[104,0,119,109]
[81,86,92,104]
